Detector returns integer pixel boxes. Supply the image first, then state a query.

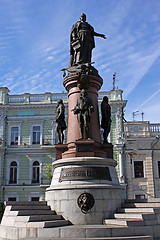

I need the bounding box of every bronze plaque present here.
[77,144,93,152]
[59,167,112,182]
[77,192,95,214]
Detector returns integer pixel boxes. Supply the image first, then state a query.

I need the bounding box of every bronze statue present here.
[101,96,111,143]
[69,13,106,67]
[55,99,66,144]
[73,89,94,139]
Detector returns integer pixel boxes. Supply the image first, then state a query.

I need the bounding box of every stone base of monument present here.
[1,198,160,240]
[55,140,113,160]
[45,156,125,225]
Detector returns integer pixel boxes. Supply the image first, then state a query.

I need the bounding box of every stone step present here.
[124,199,148,203]
[14,214,63,222]
[104,218,158,227]
[11,205,51,211]
[0,224,156,239]
[114,213,156,220]
[14,220,70,228]
[28,214,63,222]
[117,208,155,213]
[125,198,160,203]
[23,236,153,240]
[103,219,145,226]
[17,210,56,216]
[5,201,47,206]
[122,203,160,208]
[44,219,70,228]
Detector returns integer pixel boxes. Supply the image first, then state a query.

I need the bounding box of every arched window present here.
[9,161,17,184]
[32,161,40,183]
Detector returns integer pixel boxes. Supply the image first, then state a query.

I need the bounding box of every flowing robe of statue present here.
[69,21,95,67]
[69,13,106,67]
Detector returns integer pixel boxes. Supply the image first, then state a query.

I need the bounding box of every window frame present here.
[157,160,160,178]
[52,121,58,145]
[9,161,18,184]
[32,161,40,183]
[32,126,41,144]
[132,159,146,178]
[28,192,42,201]
[5,193,19,201]
[7,158,20,185]
[8,121,22,146]
[10,127,19,145]
[29,157,42,185]
[29,121,43,145]
[134,193,147,200]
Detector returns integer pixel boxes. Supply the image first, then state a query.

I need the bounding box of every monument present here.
[101,96,111,143]
[55,99,66,144]
[46,13,125,224]
[0,14,159,240]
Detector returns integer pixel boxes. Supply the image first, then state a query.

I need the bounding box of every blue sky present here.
[0,0,160,123]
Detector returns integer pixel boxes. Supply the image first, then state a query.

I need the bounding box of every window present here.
[8,122,21,146]
[30,121,43,145]
[32,126,40,144]
[29,158,42,185]
[31,197,39,201]
[52,122,58,144]
[8,197,17,201]
[28,192,42,201]
[133,161,144,178]
[135,194,146,200]
[158,161,160,178]
[32,161,40,183]
[11,127,18,145]
[9,161,17,184]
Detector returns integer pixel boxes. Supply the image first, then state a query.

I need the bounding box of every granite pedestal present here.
[46,156,125,224]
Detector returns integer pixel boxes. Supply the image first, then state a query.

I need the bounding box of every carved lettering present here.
[59,167,112,182]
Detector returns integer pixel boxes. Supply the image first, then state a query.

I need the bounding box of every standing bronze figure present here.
[69,13,106,67]
[55,99,66,144]
[101,96,111,143]
[73,89,94,140]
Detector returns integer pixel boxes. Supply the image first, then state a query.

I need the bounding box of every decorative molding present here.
[133,185,147,191]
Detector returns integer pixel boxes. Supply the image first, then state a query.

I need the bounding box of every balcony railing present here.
[150,124,160,133]
[8,93,68,104]
[9,97,24,103]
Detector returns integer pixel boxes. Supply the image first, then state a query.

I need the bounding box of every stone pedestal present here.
[62,74,103,158]
[46,157,125,224]
[46,72,125,225]
[61,139,113,159]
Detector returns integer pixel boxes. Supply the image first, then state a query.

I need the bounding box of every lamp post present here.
[151,135,160,198]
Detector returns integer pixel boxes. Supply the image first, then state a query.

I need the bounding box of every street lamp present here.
[151,135,160,198]
[132,111,139,121]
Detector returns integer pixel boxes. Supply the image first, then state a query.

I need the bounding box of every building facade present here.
[0,87,127,202]
[123,121,160,199]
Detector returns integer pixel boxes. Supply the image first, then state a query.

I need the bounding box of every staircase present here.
[103,199,160,227]
[2,199,160,239]
[0,201,71,228]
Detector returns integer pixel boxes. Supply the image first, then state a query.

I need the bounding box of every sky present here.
[0,0,160,123]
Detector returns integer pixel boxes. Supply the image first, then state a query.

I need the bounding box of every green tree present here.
[47,164,53,180]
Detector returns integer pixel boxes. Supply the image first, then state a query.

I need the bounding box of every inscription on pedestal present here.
[59,167,112,182]
[77,144,93,152]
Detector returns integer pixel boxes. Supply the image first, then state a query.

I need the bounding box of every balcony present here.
[150,123,160,136]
